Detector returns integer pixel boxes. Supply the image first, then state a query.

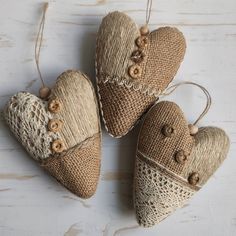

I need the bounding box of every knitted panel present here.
[134,155,195,228]
[96,11,186,137]
[41,134,101,199]
[52,70,100,148]
[182,127,230,186]
[4,92,60,160]
[96,11,139,81]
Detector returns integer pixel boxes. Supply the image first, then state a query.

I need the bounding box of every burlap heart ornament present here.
[134,101,230,227]
[4,70,101,199]
[96,11,186,137]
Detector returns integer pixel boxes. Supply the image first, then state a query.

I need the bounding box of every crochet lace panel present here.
[134,155,196,227]
[4,92,60,161]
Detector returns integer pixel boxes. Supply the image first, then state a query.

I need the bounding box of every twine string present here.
[35,2,49,88]
[145,0,153,26]
[161,82,212,125]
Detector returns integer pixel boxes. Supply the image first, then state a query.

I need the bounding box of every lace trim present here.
[137,151,201,191]
[98,74,162,98]
[134,156,196,227]
[4,92,60,161]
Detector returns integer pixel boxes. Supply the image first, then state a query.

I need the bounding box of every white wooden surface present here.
[0,0,236,235]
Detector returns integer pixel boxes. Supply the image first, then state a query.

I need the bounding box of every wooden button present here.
[48,119,63,132]
[129,65,142,79]
[131,50,145,63]
[175,150,188,164]
[188,124,199,135]
[136,36,149,48]
[39,86,51,100]
[51,139,65,153]
[140,25,149,36]
[48,99,62,113]
[162,124,175,137]
[188,172,200,186]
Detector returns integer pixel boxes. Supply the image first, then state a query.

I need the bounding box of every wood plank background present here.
[0,0,235,235]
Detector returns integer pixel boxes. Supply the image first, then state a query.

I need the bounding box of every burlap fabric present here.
[134,101,230,227]
[96,11,186,137]
[41,134,101,199]
[4,70,101,199]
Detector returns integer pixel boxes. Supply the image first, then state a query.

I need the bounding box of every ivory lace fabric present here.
[134,155,195,227]
[4,92,60,160]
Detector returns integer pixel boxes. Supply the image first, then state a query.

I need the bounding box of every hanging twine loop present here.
[161,81,212,135]
[35,2,51,99]
[140,0,153,36]
[146,0,153,26]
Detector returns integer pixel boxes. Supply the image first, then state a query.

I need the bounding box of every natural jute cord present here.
[35,2,48,88]
[145,0,153,26]
[162,81,212,125]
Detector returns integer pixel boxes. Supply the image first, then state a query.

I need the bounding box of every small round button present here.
[48,99,62,113]
[51,139,65,153]
[188,172,200,186]
[39,86,51,100]
[131,50,145,63]
[140,25,149,36]
[48,119,63,132]
[129,65,142,79]
[136,36,149,48]
[162,124,175,137]
[188,124,199,135]
[175,150,188,164]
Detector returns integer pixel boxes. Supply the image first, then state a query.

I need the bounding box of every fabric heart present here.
[4,70,101,199]
[96,11,186,137]
[134,101,230,227]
